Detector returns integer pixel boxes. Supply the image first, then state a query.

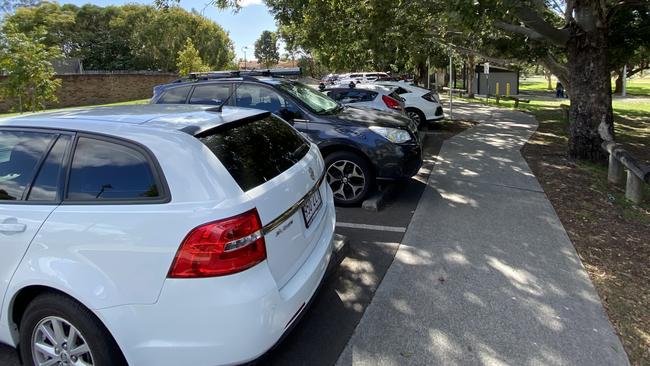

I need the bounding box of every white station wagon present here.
[0,105,336,366]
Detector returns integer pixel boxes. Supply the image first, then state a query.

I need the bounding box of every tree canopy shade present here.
[475,0,650,161]
[254,30,280,68]
[258,0,649,161]
[1,3,236,72]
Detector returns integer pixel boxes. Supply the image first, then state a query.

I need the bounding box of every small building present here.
[473,65,519,96]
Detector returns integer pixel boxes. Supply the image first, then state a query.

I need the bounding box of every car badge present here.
[308,167,316,181]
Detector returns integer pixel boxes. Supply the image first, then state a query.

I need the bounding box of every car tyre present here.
[324,151,373,206]
[19,292,127,366]
[406,108,425,128]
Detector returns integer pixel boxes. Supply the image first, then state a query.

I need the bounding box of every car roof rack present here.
[172,67,302,83]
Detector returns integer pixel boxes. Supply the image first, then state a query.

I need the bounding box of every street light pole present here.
[241,46,248,70]
[449,48,453,120]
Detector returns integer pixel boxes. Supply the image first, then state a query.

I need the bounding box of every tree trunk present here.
[614,70,623,94]
[546,72,552,89]
[466,55,476,98]
[566,21,613,162]
[416,62,427,87]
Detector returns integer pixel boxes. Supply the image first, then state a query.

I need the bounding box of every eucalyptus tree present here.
[476,0,650,160]
[254,30,280,67]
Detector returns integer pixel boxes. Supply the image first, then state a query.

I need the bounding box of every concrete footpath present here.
[336,101,629,366]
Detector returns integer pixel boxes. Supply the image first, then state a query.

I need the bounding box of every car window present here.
[326,90,346,101]
[275,81,339,115]
[189,84,231,105]
[28,135,71,201]
[0,130,56,201]
[395,87,410,95]
[389,91,405,102]
[157,86,191,104]
[199,115,309,192]
[67,137,160,201]
[331,90,376,104]
[235,84,288,114]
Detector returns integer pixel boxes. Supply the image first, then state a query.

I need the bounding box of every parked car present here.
[320,73,340,85]
[337,72,390,85]
[0,104,336,366]
[322,83,406,116]
[151,72,423,205]
[374,81,444,124]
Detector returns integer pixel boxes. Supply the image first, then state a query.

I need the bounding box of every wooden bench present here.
[494,95,530,107]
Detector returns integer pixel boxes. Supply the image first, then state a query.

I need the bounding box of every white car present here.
[323,84,406,116]
[375,81,444,124]
[337,72,390,85]
[0,105,336,366]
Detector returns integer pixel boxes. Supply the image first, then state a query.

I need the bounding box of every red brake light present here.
[382,95,401,110]
[168,209,267,278]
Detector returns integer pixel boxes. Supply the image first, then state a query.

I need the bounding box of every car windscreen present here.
[198,115,310,192]
[275,81,340,115]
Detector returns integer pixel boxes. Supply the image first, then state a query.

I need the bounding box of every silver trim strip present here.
[263,169,326,235]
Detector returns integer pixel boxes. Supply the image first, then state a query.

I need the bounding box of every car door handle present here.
[0,223,27,233]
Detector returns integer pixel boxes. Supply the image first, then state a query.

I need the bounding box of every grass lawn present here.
[520,75,554,91]
[625,76,650,96]
[522,74,650,96]
[0,99,150,119]
[460,89,650,365]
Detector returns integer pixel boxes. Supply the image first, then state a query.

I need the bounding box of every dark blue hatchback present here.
[151,73,422,205]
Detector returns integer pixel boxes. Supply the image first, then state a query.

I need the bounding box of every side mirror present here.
[279,107,302,122]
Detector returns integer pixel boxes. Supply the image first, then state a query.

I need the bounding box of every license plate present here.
[301,188,323,228]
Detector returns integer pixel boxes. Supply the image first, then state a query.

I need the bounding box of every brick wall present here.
[0,73,178,112]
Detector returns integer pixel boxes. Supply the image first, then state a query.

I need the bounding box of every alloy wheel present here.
[327,160,366,202]
[32,316,94,366]
[407,110,422,125]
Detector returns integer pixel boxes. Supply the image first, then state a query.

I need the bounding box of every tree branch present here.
[445,43,520,67]
[507,2,570,46]
[494,21,547,41]
[540,52,570,91]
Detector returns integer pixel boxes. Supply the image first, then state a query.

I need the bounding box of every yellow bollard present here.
[496,82,500,96]
[506,83,511,97]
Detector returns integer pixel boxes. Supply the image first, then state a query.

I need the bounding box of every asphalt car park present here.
[257,125,459,366]
[0,123,458,366]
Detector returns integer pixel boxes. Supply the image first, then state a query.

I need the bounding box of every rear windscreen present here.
[199,115,310,191]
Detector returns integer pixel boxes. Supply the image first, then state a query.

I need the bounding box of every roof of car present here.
[0,104,269,136]
[326,84,395,93]
[154,75,287,93]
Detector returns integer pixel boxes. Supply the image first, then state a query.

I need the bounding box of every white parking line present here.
[336,222,407,233]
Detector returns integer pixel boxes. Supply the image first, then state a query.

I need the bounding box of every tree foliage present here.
[177,38,210,75]
[0,24,62,112]
[1,3,235,72]
[254,30,279,68]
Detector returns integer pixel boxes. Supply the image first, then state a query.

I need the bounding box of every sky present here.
[58,0,279,59]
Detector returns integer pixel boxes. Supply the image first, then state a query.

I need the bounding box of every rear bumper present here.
[96,201,336,366]
[425,106,445,122]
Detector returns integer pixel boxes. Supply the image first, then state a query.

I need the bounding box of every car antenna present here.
[208,82,242,113]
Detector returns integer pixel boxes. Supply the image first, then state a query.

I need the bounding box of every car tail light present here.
[382,95,402,110]
[168,209,266,278]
